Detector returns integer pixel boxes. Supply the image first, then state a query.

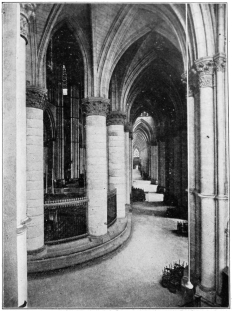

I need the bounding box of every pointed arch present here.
[37,10,93,97]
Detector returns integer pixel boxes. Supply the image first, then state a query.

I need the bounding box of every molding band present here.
[27,245,47,256]
[215,195,228,201]
[26,86,47,110]
[199,283,216,293]
[17,224,27,235]
[83,97,110,116]
[195,191,216,199]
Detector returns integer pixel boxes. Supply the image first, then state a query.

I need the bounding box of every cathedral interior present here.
[3,2,229,308]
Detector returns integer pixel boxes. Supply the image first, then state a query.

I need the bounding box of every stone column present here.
[3,3,35,306]
[173,134,181,206]
[181,129,188,208]
[70,87,79,179]
[214,52,228,299]
[107,111,126,218]
[17,5,36,306]
[26,86,46,254]
[195,57,216,302]
[187,81,197,279]
[3,3,20,307]
[83,97,109,236]
[158,140,166,187]
[150,140,158,181]
[124,123,131,205]
[194,90,201,281]
[129,129,133,196]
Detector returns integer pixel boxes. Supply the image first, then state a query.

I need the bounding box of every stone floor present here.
[28,206,188,308]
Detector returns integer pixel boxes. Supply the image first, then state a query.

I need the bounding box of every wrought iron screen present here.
[107,189,117,227]
[44,197,88,244]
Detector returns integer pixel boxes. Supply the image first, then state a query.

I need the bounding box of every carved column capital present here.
[194,57,214,88]
[188,68,198,96]
[26,86,47,110]
[181,70,198,96]
[20,4,36,44]
[214,53,227,72]
[83,97,110,117]
[151,139,158,146]
[181,71,187,85]
[124,122,133,133]
[107,111,126,126]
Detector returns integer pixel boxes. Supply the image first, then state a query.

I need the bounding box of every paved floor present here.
[28,210,188,308]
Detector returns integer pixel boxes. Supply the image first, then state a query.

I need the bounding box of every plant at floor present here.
[131,187,145,202]
[177,221,188,236]
[161,261,187,294]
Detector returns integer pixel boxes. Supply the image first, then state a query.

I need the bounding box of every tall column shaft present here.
[107,111,126,218]
[158,141,166,187]
[194,91,201,281]
[84,98,109,236]
[16,6,31,305]
[188,89,196,278]
[214,53,228,297]
[124,123,131,205]
[181,130,188,208]
[150,142,158,181]
[3,4,20,306]
[173,135,181,205]
[17,5,36,306]
[195,58,216,301]
[129,131,133,196]
[26,87,46,253]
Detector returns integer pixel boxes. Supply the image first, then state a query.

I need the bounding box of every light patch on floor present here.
[28,212,188,308]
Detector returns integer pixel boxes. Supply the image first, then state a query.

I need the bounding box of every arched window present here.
[46,24,85,186]
[133,148,140,158]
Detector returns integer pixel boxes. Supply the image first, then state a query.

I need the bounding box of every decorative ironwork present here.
[107,189,117,227]
[161,261,187,293]
[44,197,88,244]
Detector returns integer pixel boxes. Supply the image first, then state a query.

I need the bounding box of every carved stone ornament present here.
[20,4,36,44]
[181,72,187,85]
[26,86,47,110]
[107,111,126,126]
[194,57,214,88]
[188,68,198,96]
[214,53,226,72]
[181,70,198,96]
[83,97,110,116]
[124,122,133,133]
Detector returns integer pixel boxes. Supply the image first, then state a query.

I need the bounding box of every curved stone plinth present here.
[28,213,131,273]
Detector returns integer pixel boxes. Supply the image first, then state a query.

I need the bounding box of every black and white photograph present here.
[2,2,229,308]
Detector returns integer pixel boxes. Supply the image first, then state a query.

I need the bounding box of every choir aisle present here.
[28,210,188,308]
[133,167,143,180]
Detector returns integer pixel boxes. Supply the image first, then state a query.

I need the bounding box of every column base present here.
[88,233,111,244]
[27,245,47,259]
[195,284,216,305]
[125,204,132,213]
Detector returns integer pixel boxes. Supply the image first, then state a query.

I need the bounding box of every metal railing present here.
[44,197,88,244]
[107,189,117,227]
